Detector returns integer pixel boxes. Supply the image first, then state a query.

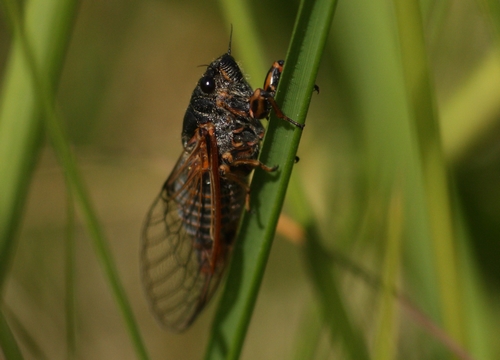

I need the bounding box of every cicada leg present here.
[248,88,305,129]
[220,158,277,211]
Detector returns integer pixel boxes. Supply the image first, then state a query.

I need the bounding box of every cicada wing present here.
[140,151,225,332]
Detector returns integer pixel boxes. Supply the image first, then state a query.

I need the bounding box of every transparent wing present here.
[141,148,225,332]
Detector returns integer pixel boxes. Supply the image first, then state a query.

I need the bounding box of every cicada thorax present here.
[177,53,266,249]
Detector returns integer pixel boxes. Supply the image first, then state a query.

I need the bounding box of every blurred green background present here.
[1,0,500,359]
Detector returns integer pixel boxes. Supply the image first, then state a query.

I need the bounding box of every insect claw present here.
[245,193,251,211]
[260,163,278,172]
[266,97,304,129]
[283,116,305,129]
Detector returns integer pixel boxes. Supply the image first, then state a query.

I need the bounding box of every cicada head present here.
[181,52,253,147]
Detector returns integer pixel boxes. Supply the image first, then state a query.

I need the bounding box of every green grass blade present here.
[0,1,150,358]
[455,225,494,360]
[288,175,370,360]
[482,0,500,38]
[204,0,338,359]
[54,144,150,360]
[53,144,150,360]
[0,0,78,292]
[441,48,500,163]
[330,0,442,326]
[290,304,323,360]
[373,188,403,360]
[0,310,23,360]
[393,0,466,347]
[64,189,76,359]
[216,0,267,83]
[304,227,370,360]
[289,161,370,359]
[3,306,48,360]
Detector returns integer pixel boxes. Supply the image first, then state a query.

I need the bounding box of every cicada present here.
[141,38,303,332]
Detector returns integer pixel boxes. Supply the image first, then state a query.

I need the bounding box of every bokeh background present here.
[1,0,500,359]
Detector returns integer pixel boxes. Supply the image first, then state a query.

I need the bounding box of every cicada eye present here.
[200,75,216,94]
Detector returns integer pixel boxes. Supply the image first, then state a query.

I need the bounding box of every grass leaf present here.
[0,310,24,360]
[0,1,149,358]
[393,0,466,346]
[205,0,338,358]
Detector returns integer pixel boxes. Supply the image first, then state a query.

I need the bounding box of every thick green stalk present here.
[204,0,338,358]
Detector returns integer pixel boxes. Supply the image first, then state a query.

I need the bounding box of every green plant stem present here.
[205,0,338,359]
[441,48,500,163]
[304,226,370,360]
[216,0,267,84]
[0,310,23,360]
[0,1,150,358]
[2,306,49,360]
[49,121,150,360]
[373,187,403,360]
[393,0,466,347]
[288,175,370,360]
[65,188,76,360]
[0,0,78,293]
[291,304,323,360]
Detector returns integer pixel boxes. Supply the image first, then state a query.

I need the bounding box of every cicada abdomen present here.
[141,124,248,331]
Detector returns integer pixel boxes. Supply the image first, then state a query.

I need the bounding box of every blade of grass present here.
[288,175,370,360]
[482,0,500,39]
[373,185,403,360]
[329,0,443,330]
[48,123,150,360]
[51,135,150,360]
[393,0,466,347]
[1,1,150,358]
[291,304,323,360]
[0,0,78,293]
[328,1,474,357]
[454,220,493,360]
[64,187,76,360]
[0,310,23,360]
[441,48,500,163]
[205,0,338,359]
[0,0,77,355]
[216,0,267,85]
[3,306,49,360]
[304,226,370,360]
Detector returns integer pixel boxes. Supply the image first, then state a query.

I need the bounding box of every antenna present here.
[228,24,233,55]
